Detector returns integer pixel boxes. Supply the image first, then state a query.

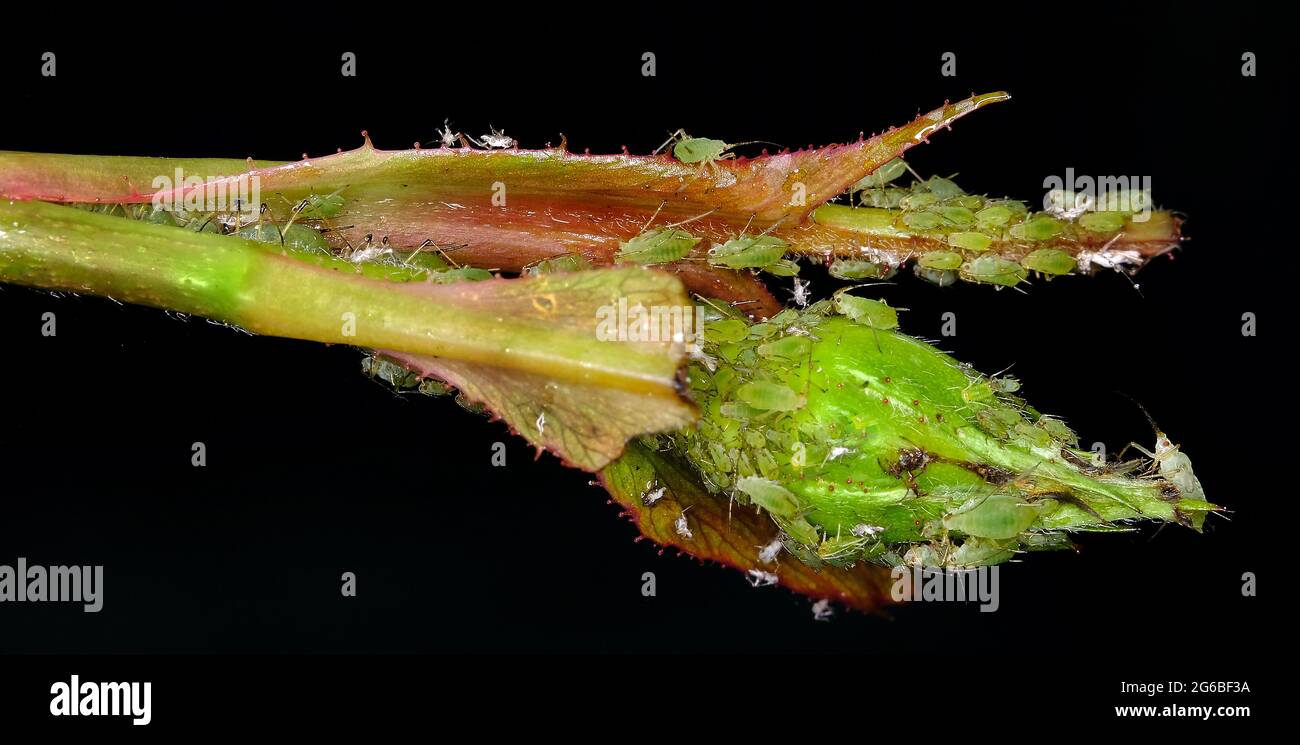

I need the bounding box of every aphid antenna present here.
[639,201,668,232]
[653,128,687,156]
[1116,391,1165,437]
[663,208,718,230]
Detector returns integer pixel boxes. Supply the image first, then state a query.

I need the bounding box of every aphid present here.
[918,251,964,271]
[1021,248,1077,277]
[1044,188,1093,219]
[296,187,346,219]
[858,187,908,209]
[1078,211,1127,233]
[849,157,910,191]
[922,175,965,199]
[947,232,993,252]
[974,204,1013,227]
[655,129,767,176]
[937,205,975,227]
[674,509,694,539]
[1009,215,1065,241]
[792,277,811,308]
[707,234,789,270]
[949,537,1016,567]
[735,381,806,412]
[1097,188,1152,215]
[943,492,1043,539]
[615,228,700,265]
[437,119,463,148]
[832,288,900,330]
[1119,408,1206,502]
[829,259,892,280]
[349,234,395,264]
[811,598,834,621]
[757,335,812,360]
[1036,416,1078,446]
[851,523,884,538]
[913,264,958,287]
[758,537,784,564]
[960,256,1026,288]
[747,569,779,587]
[525,254,593,275]
[471,126,516,149]
[902,211,943,230]
[735,476,802,518]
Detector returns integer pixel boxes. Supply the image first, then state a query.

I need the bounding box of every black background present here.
[0,2,1287,722]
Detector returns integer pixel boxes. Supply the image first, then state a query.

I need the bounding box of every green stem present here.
[0,199,682,397]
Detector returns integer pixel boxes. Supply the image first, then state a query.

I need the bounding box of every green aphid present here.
[938,206,975,227]
[708,234,789,270]
[417,379,452,397]
[943,493,1043,540]
[736,381,806,412]
[948,195,987,209]
[817,533,869,565]
[829,259,892,280]
[859,187,908,209]
[976,407,1021,438]
[779,516,822,548]
[1011,215,1065,241]
[1078,211,1127,233]
[238,222,282,244]
[673,137,730,164]
[282,224,331,254]
[143,208,177,226]
[1036,416,1078,446]
[913,265,958,287]
[362,355,421,389]
[616,228,700,265]
[961,381,996,404]
[899,192,940,211]
[1097,188,1151,214]
[902,211,943,230]
[918,251,964,271]
[706,318,750,344]
[525,254,592,275]
[975,205,1014,227]
[735,476,802,518]
[1020,532,1074,552]
[833,290,900,330]
[758,335,813,360]
[990,376,1020,394]
[431,266,494,283]
[850,158,910,191]
[948,231,994,252]
[961,256,1026,287]
[761,259,801,277]
[1014,422,1053,449]
[949,537,1017,567]
[184,213,221,234]
[923,176,965,199]
[297,188,346,219]
[1021,248,1077,276]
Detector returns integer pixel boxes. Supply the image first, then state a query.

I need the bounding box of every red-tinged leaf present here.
[600,440,895,613]
[0,93,1005,315]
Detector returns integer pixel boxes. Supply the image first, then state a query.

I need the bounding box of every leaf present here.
[600,440,895,612]
[0,93,1007,317]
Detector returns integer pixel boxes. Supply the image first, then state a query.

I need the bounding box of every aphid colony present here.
[668,292,1212,570]
[839,157,1154,288]
[71,193,493,284]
